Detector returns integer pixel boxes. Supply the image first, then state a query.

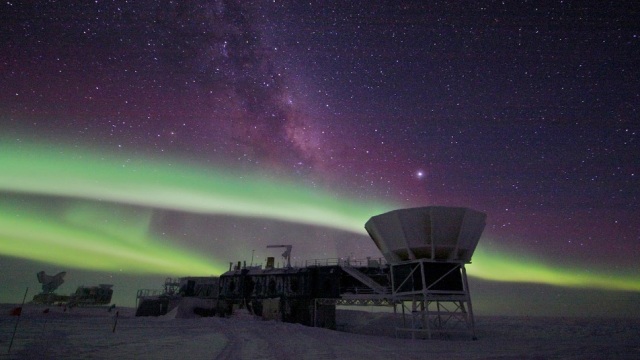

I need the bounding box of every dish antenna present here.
[36,271,67,294]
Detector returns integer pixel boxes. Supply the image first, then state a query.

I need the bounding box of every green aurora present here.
[469,243,639,292]
[1,141,638,292]
[0,200,223,275]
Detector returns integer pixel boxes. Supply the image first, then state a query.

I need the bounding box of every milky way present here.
[1,1,638,314]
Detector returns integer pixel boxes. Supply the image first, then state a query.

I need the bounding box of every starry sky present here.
[1,1,638,316]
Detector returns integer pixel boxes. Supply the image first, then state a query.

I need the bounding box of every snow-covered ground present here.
[1,304,639,359]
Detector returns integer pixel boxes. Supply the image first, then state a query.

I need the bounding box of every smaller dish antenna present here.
[36,271,67,294]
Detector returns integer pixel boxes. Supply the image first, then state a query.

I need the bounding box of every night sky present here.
[1,1,638,315]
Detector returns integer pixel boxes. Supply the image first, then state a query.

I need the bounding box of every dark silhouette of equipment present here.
[31,271,114,306]
[32,271,70,304]
[36,271,66,294]
[68,284,114,307]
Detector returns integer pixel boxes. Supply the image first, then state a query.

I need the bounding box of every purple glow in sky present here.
[0,1,638,314]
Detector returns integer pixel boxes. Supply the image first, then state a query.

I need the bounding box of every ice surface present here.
[1,304,639,359]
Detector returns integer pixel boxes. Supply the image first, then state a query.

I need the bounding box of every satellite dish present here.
[37,271,67,294]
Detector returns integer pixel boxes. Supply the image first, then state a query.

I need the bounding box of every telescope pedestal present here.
[391,259,476,339]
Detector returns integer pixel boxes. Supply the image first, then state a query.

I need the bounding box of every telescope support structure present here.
[391,259,476,340]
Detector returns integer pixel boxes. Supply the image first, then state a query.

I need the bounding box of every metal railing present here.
[300,257,387,268]
[136,289,165,299]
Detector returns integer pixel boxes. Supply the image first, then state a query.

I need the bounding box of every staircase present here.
[340,265,388,294]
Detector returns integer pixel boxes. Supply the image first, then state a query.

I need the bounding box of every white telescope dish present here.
[365,206,486,264]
